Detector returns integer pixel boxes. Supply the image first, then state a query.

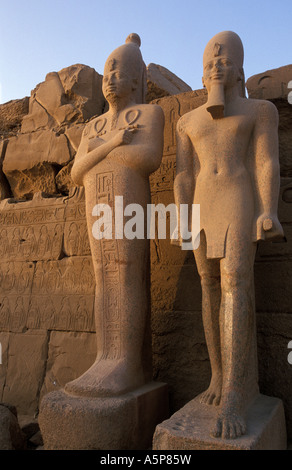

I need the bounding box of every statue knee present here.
[221,272,249,294]
[200,274,220,289]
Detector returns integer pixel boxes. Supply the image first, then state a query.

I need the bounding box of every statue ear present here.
[202,77,206,88]
[238,67,244,82]
[132,78,138,90]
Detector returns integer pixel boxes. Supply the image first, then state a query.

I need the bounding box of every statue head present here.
[103,33,147,104]
[202,31,245,97]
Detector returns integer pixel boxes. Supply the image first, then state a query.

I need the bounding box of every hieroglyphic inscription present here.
[0,200,65,262]
[153,90,207,157]
[0,261,35,332]
[28,256,95,332]
[97,172,121,359]
[0,257,95,332]
[150,156,176,193]
[162,96,181,156]
[64,197,91,256]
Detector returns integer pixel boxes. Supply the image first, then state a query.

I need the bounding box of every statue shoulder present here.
[138,103,164,126]
[177,107,200,134]
[246,98,278,123]
[141,102,164,117]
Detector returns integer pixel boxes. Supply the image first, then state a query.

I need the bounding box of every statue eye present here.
[221,59,232,66]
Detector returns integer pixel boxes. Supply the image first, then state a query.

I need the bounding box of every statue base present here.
[39,381,168,450]
[153,393,287,450]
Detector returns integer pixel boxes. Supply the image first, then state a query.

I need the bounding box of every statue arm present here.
[253,101,284,241]
[172,117,196,245]
[71,129,132,186]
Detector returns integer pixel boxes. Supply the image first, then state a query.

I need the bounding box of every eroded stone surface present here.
[39,383,168,450]
[246,65,292,101]
[40,331,96,400]
[153,394,287,450]
[246,66,292,177]
[2,331,48,416]
[146,63,192,101]
[0,97,29,138]
[21,64,105,133]
[0,403,26,450]
[0,140,11,201]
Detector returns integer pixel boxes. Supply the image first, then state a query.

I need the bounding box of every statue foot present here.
[210,389,246,439]
[64,358,144,398]
[211,411,246,439]
[200,375,222,406]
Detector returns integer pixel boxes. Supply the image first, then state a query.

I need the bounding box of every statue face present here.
[102,67,136,101]
[203,56,240,91]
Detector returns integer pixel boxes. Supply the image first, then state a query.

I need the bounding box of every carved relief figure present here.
[65,34,164,397]
[10,297,25,330]
[174,31,283,439]
[0,297,10,329]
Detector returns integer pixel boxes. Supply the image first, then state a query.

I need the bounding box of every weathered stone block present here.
[2,330,48,415]
[3,130,71,198]
[257,313,292,439]
[58,64,105,122]
[21,64,105,133]
[0,97,29,137]
[0,403,26,450]
[152,310,209,411]
[146,63,192,102]
[0,140,11,201]
[40,331,96,400]
[278,178,292,222]
[4,130,70,172]
[39,382,169,450]
[246,65,292,101]
[0,333,9,398]
[153,394,286,450]
[152,89,207,156]
[151,262,201,314]
[246,67,292,176]
[254,260,292,313]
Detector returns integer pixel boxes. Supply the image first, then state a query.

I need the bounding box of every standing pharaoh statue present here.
[39,34,167,451]
[173,31,284,440]
[64,34,164,397]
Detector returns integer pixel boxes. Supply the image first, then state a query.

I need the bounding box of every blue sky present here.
[0,0,291,103]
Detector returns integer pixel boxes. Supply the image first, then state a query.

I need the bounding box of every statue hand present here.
[256,214,285,241]
[113,126,138,147]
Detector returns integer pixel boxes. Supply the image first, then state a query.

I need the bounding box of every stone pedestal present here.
[39,381,168,450]
[153,394,287,450]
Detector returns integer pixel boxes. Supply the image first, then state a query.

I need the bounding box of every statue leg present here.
[194,231,222,406]
[211,232,257,439]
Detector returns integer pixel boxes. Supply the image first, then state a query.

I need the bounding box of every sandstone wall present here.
[0,64,291,441]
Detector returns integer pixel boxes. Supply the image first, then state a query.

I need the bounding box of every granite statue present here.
[173,31,284,440]
[65,33,165,397]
